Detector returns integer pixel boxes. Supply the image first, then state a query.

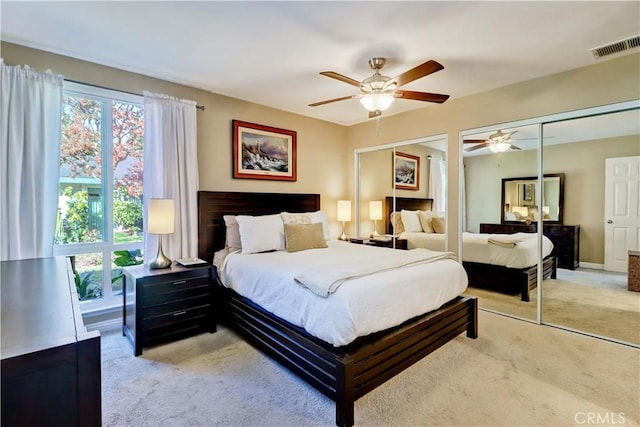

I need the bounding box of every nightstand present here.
[123,263,215,356]
[349,237,408,250]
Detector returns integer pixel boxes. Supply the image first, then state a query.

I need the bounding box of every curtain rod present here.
[64,79,205,111]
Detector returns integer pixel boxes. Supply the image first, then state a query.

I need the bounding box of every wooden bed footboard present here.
[464,256,557,302]
[216,283,477,427]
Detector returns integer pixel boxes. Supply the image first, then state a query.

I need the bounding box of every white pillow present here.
[235,214,285,254]
[281,210,330,241]
[400,210,422,232]
[418,210,435,233]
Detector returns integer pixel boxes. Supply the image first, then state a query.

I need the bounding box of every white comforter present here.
[400,231,553,269]
[218,241,468,347]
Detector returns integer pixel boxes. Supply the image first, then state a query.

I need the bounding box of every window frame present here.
[54,81,144,313]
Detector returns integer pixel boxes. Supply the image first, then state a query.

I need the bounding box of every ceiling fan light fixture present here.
[489,141,511,153]
[360,93,394,112]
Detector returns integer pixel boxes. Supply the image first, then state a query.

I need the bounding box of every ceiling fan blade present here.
[465,143,490,152]
[509,144,522,150]
[507,130,519,138]
[392,60,444,87]
[308,95,355,107]
[319,71,362,88]
[394,90,449,104]
[369,110,382,119]
[463,139,487,144]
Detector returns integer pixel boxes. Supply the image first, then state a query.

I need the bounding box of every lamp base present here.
[338,221,348,241]
[149,238,172,269]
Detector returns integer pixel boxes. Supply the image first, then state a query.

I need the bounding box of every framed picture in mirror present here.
[394,152,420,190]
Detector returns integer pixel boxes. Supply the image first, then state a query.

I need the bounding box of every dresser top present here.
[1,257,78,360]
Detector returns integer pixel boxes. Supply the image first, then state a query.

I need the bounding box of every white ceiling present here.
[1,1,639,126]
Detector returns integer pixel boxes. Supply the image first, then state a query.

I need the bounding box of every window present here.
[54,82,144,312]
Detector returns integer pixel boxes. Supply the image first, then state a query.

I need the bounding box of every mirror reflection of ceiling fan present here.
[308,57,450,118]
[464,130,522,153]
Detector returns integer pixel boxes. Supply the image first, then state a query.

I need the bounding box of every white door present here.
[604,156,640,272]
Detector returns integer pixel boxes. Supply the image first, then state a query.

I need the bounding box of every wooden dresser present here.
[479,223,580,270]
[1,257,101,427]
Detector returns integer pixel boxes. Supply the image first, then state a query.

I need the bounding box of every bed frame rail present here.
[218,282,477,427]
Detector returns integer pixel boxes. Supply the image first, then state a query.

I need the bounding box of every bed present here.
[384,197,557,302]
[198,191,477,427]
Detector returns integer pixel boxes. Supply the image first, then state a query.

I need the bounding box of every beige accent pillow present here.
[432,217,446,234]
[223,215,242,252]
[390,212,405,234]
[284,222,328,253]
[418,210,435,233]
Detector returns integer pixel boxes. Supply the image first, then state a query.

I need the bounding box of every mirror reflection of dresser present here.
[481,172,579,270]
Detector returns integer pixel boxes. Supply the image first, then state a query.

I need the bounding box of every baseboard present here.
[578,262,604,270]
[86,317,121,333]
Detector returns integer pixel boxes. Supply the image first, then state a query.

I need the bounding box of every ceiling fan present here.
[464,130,521,153]
[308,57,450,118]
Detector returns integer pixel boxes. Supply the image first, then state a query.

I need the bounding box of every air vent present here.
[591,35,640,59]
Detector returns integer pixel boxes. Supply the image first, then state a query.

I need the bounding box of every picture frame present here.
[232,120,297,181]
[394,152,420,190]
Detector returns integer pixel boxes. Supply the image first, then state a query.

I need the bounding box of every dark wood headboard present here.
[197,191,321,262]
[383,196,434,234]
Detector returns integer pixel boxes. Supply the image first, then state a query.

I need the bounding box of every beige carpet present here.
[101,311,640,426]
[466,269,640,345]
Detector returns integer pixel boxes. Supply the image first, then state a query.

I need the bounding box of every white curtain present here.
[143,91,199,262]
[0,60,63,261]
[428,156,446,214]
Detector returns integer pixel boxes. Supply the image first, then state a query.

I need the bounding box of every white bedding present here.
[218,241,468,347]
[400,231,553,269]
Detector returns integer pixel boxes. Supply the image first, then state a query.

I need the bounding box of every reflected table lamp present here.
[369,200,382,237]
[148,198,175,269]
[337,200,351,241]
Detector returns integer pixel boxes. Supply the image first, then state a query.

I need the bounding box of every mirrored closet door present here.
[460,124,541,321]
[355,135,449,254]
[541,108,640,346]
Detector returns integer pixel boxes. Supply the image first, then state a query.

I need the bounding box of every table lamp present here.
[148,198,175,269]
[337,200,351,241]
[369,200,382,237]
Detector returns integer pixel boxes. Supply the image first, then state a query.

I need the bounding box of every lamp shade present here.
[148,199,175,234]
[360,93,394,112]
[337,200,351,222]
[369,200,383,221]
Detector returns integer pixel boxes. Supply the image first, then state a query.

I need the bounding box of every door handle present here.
[607,219,613,224]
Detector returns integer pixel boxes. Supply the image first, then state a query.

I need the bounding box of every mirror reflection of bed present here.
[384,197,556,303]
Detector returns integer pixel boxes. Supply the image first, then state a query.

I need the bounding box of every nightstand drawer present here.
[143,294,211,319]
[143,314,211,348]
[143,302,211,331]
[140,275,210,297]
[142,282,210,308]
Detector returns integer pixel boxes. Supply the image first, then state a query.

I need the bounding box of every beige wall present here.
[1,41,349,235]
[3,42,639,247]
[346,53,640,253]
